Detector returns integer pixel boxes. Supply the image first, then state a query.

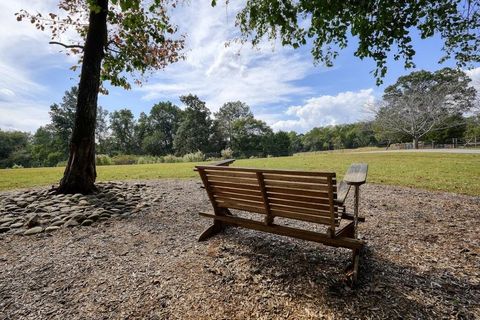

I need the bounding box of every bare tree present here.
[375,68,476,148]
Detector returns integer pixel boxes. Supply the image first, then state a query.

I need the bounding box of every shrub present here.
[56,161,67,167]
[163,154,183,163]
[137,156,163,164]
[96,154,113,166]
[183,151,205,162]
[47,151,65,167]
[112,154,137,165]
[220,147,234,159]
[11,164,24,169]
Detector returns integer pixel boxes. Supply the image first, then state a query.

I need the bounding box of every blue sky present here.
[1,0,479,133]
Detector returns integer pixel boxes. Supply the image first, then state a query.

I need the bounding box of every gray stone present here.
[60,207,71,213]
[50,220,64,227]
[81,219,94,226]
[14,229,25,235]
[45,226,61,232]
[0,217,14,224]
[68,213,86,222]
[26,214,40,228]
[78,199,89,206]
[16,201,28,208]
[100,213,111,219]
[1,221,13,227]
[51,216,64,222]
[0,227,10,233]
[64,220,79,227]
[87,213,99,221]
[10,222,24,228]
[24,226,43,235]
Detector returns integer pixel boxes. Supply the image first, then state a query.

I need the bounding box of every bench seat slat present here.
[270,208,337,225]
[204,170,257,179]
[213,191,264,202]
[268,198,336,211]
[264,180,332,191]
[267,193,332,205]
[211,186,262,197]
[269,203,334,217]
[216,199,266,214]
[207,176,258,185]
[262,174,330,184]
[215,196,264,207]
[266,186,329,198]
[209,180,261,191]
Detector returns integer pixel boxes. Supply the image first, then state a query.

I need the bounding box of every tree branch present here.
[49,41,84,50]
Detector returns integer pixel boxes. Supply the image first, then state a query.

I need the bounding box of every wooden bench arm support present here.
[342,163,368,239]
[194,159,235,175]
[211,159,235,167]
[343,163,368,186]
[335,181,351,206]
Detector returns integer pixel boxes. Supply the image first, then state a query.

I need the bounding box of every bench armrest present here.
[343,163,368,186]
[212,159,235,167]
[194,159,235,172]
[335,181,351,206]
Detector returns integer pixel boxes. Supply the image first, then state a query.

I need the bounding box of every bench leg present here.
[198,220,225,242]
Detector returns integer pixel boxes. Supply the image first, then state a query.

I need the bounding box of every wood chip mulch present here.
[0,179,479,319]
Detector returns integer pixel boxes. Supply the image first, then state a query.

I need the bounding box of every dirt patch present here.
[0,179,479,319]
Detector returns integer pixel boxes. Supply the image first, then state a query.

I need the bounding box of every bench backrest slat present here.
[198,165,339,229]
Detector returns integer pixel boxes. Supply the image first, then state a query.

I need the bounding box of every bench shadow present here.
[212,229,477,319]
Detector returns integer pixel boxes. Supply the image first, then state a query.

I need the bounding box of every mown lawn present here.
[0,152,479,195]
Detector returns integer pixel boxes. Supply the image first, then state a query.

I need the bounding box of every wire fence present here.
[389,137,479,150]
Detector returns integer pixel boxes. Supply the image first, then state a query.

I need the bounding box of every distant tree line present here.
[1,66,479,169]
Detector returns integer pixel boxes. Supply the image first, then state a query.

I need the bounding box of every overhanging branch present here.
[49,41,84,50]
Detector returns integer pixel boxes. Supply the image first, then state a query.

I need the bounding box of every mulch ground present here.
[0,179,479,319]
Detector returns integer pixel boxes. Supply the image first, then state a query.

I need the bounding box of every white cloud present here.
[0,101,50,132]
[466,67,480,91]
[270,89,376,133]
[137,1,317,111]
[0,0,71,132]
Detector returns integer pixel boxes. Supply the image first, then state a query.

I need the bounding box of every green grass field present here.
[0,152,479,195]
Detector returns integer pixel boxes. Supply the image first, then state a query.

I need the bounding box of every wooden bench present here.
[195,160,368,284]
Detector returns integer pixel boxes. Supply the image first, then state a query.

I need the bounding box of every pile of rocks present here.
[0,182,154,236]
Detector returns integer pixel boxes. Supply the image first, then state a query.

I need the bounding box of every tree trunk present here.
[413,137,419,149]
[57,0,108,194]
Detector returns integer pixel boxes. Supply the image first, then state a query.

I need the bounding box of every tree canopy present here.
[216,0,480,83]
[375,68,476,148]
[17,0,184,90]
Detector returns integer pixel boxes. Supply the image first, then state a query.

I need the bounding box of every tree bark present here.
[413,137,419,149]
[57,0,108,194]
